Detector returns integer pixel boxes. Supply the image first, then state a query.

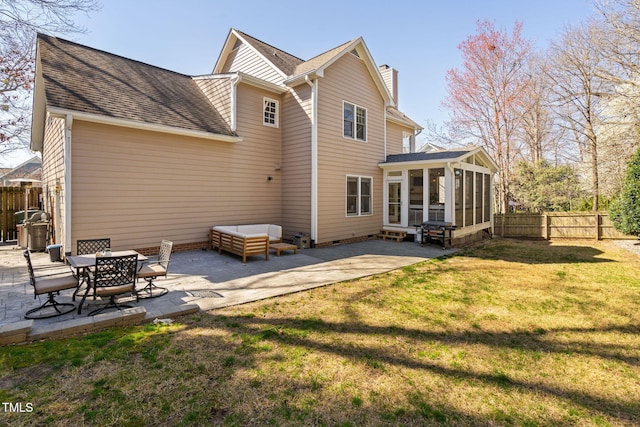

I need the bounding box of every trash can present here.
[47,244,63,262]
[27,222,48,251]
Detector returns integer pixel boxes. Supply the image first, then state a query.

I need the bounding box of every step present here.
[377,230,407,242]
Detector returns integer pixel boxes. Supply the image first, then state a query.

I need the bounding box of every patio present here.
[0,239,455,343]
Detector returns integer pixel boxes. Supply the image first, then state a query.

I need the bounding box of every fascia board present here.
[47,107,243,143]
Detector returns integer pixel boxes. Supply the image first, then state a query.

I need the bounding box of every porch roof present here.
[382,149,473,163]
[380,146,499,172]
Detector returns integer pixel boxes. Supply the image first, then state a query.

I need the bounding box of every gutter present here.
[48,107,242,143]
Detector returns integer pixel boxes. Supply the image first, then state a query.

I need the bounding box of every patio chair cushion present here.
[34,275,79,296]
[95,284,134,298]
[138,263,167,278]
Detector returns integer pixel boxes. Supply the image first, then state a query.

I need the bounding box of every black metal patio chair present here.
[23,250,77,319]
[78,253,138,316]
[71,238,111,301]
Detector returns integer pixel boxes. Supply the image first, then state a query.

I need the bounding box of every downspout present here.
[230,74,241,132]
[383,108,387,158]
[64,114,73,256]
[305,75,318,245]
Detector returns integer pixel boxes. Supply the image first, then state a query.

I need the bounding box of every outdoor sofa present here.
[210,224,282,263]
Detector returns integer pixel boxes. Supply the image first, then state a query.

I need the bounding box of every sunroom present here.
[378,146,499,245]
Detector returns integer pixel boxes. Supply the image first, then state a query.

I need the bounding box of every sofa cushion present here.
[237,224,269,235]
[213,225,238,233]
[268,224,282,241]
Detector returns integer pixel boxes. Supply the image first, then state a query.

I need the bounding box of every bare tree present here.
[592,0,640,195]
[519,53,555,163]
[0,0,100,151]
[546,21,612,211]
[443,19,534,214]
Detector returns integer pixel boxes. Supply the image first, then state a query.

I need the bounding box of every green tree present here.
[609,147,640,237]
[511,160,582,212]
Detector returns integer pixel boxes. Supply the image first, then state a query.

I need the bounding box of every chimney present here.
[378,64,398,105]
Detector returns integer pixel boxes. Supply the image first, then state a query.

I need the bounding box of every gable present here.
[214,29,303,86]
[219,41,286,84]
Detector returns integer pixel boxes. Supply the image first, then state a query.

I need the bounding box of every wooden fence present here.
[0,186,43,242]
[494,212,634,240]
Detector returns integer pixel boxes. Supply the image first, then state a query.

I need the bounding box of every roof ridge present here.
[37,33,194,78]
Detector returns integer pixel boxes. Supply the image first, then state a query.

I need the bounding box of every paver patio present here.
[0,239,455,343]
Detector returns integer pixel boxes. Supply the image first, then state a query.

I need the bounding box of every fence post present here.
[595,213,601,240]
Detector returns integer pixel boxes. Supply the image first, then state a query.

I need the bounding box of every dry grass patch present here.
[1,239,639,426]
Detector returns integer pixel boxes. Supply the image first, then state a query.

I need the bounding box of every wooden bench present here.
[377,230,407,242]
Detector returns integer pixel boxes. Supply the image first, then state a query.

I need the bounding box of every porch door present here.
[388,182,401,224]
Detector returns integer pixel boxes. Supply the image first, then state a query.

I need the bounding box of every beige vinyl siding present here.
[195,77,233,128]
[379,66,398,105]
[316,53,385,244]
[281,84,312,240]
[41,114,66,244]
[386,121,411,155]
[221,43,283,85]
[70,83,281,251]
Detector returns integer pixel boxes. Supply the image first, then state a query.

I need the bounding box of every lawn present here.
[1,239,639,426]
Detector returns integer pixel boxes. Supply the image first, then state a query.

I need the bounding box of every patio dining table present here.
[66,250,147,301]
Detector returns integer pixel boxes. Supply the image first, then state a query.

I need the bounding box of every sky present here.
[2,0,598,167]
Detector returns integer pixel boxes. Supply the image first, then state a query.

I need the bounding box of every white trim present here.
[310,78,319,243]
[47,107,243,143]
[346,175,374,217]
[230,75,239,132]
[63,114,72,255]
[214,29,289,80]
[342,101,367,142]
[193,72,287,94]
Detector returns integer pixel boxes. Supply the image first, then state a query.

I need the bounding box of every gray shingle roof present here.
[383,150,473,163]
[235,30,304,76]
[37,34,234,136]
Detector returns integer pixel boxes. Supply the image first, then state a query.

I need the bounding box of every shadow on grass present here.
[461,238,614,264]
[210,312,639,424]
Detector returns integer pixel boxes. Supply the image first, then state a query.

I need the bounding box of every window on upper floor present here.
[343,102,367,142]
[402,132,414,153]
[263,97,279,128]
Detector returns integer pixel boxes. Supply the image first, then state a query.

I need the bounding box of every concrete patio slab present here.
[0,239,455,343]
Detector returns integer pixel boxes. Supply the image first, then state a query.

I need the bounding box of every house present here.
[30,29,496,255]
[0,156,42,187]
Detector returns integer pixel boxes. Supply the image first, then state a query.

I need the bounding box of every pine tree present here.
[609,147,640,237]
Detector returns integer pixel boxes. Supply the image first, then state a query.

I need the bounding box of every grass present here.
[1,238,639,426]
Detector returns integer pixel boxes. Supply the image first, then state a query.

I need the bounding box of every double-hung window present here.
[347,176,372,216]
[263,97,278,127]
[343,102,366,141]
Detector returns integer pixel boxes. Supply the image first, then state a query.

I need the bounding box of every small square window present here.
[263,97,279,127]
